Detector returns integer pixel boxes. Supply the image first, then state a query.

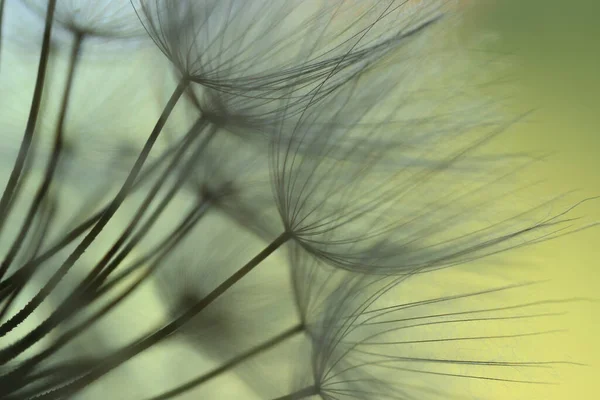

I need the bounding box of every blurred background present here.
[464,0,600,398]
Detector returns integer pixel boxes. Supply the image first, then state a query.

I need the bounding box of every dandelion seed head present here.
[22,0,148,50]
[133,0,449,134]
[290,267,580,400]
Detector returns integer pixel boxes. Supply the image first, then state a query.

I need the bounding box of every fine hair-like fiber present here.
[0,1,596,399]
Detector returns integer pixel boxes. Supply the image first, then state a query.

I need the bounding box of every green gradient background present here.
[1,1,598,398]
[467,1,599,398]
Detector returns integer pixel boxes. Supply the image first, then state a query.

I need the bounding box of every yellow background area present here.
[464,1,600,398]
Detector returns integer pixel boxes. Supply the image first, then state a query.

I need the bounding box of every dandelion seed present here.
[22,0,148,52]
[269,62,593,275]
[280,255,587,400]
[132,0,445,137]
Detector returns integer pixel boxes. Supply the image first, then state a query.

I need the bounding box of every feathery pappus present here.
[0,1,596,399]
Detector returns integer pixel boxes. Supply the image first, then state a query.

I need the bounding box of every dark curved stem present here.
[0,0,57,258]
[0,33,84,281]
[0,79,188,356]
[30,231,291,399]
[0,198,55,323]
[0,137,185,298]
[0,199,211,395]
[2,359,95,400]
[81,119,212,290]
[272,385,318,400]
[148,323,305,400]
[0,115,210,367]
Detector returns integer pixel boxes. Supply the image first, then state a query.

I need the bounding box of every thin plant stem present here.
[5,360,95,399]
[0,198,56,323]
[271,385,319,400]
[0,33,84,280]
[29,231,291,399]
[0,0,57,255]
[0,200,211,395]
[148,323,306,400]
[0,78,188,355]
[0,136,188,297]
[62,137,183,230]
[0,120,215,366]
[81,119,213,290]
